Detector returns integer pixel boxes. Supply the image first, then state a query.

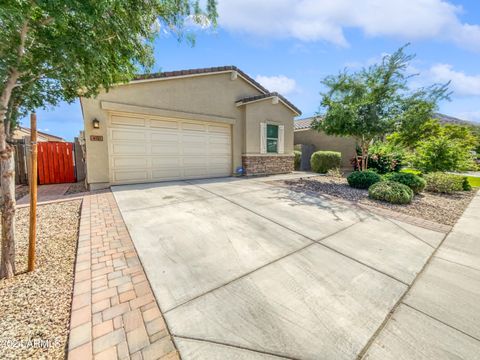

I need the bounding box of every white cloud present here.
[217,0,480,51]
[455,111,480,123]
[428,64,480,97]
[255,75,297,94]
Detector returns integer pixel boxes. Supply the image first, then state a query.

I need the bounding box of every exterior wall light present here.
[92,118,100,129]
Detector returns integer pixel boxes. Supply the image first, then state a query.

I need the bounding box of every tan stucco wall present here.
[294,129,357,168]
[244,100,295,155]
[81,72,296,186]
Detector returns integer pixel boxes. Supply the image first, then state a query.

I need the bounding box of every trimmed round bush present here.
[347,170,382,189]
[310,151,341,174]
[424,172,463,194]
[294,150,301,170]
[368,181,414,204]
[383,172,426,194]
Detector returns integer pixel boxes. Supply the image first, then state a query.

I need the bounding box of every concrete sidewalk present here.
[364,190,480,359]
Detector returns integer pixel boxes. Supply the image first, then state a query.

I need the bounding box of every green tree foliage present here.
[413,128,476,172]
[314,44,449,171]
[0,0,217,279]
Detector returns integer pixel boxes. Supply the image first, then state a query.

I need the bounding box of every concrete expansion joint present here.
[400,302,480,343]
[173,335,301,360]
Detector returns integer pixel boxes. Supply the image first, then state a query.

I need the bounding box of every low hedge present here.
[383,172,426,194]
[368,181,414,204]
[347,170,382,189]
[424,172,465,194]
[294,150,301,170]
[310,151,341,174]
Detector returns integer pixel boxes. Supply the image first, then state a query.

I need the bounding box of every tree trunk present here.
[0,145,16,278]
[0,71,19,279]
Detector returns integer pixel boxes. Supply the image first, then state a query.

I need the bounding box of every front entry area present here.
[107,112,232,184]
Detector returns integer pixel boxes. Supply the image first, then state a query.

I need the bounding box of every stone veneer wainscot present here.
[242,155,294,176]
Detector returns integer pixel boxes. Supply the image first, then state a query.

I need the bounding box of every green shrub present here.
[462,177,472,191]
[383,172,426,194]
[311,151,341,174]
[424,172,464,194]
[413,135,476,172]
[400,168,422,176]
[368,181,414,204]
[347,170,382,189]
[294,150,301,170]
[366,142,405,174]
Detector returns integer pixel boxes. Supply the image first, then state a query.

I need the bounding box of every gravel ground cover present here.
[0,200,81,360]
[64,181,87,196]
[282,176,476,226]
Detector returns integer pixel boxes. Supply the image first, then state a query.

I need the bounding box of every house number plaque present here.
[90,135,104,141]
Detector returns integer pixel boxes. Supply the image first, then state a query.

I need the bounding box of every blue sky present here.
[25,0,480,140]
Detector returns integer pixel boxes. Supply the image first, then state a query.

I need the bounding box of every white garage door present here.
[107,113,232,184]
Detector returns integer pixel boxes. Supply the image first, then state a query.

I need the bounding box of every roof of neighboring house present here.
[433,113,475,126]
[133,65,270,94]
[14,126,64,141]
[294,117,321,130]
[295,113,478,131]
[236,92,302,116]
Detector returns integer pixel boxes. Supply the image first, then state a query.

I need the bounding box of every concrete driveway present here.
[112,175,454,359]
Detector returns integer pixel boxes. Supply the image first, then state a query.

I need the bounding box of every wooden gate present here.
[38,142,76,184]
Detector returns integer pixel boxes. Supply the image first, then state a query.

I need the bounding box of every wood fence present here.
[11,139,82,186]
[38,142,76,184]
[13,139,28,185]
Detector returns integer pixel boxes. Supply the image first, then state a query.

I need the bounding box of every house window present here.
[266,124,278,153]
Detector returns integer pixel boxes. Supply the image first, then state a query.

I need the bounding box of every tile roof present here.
[294,117,323,130]
[134,65,269,93]
[236,92,302,115]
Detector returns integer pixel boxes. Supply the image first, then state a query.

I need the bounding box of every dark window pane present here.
[267,139,278,153]
[267,124,278,139]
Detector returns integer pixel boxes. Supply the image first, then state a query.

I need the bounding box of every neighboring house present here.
[12,126,65,142]
[294,117,357,169]
[80,66,301,189]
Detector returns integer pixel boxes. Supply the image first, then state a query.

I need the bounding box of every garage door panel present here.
[108,113,231,184]
[208,125,230,134]
[183,157,208,167]
[152,168,182,180]
[184,167,209,177]
[150,119,179,129]
[182,122,207,132]
[150,131,179,142]
[110,129,146,141]
[151,144,180,155]
[112,157,148,169]
[151,157,181,167]
[113,170,149,182]
[111,114,145,127]
[112,143,147,155]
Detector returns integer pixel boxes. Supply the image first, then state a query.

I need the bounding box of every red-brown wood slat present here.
[37,144,45,185]
[67,143,76,182]
[58,143,66,183]
[36,141,76,184]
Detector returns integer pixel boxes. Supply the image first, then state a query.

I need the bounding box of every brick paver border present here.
[68,191,179,360]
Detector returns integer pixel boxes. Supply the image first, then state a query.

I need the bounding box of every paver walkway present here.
[17,183,85,206]
[67,191,179,360]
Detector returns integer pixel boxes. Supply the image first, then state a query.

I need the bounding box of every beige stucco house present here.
[294,117,357,169]
[80,66,301,189]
